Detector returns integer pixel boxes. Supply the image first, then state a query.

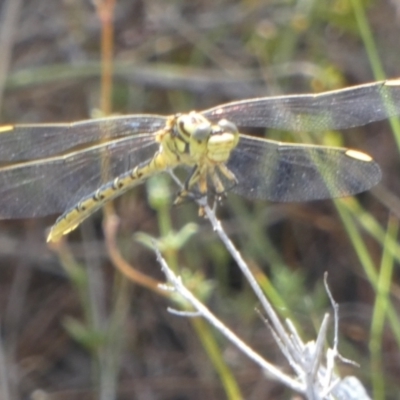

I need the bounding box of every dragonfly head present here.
[192,122,212,141]
[176,112,212,143]
[173,113,240,163]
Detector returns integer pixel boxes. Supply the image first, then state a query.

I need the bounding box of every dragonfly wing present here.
[202,79,400,131]
[0,114,167,161]
[0,134,159,218]
[225,135,381,202]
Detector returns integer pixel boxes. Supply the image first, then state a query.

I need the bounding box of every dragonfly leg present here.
[209,168,226,195]
[217,163,238,186]
[174,164,205,205]
[174,163,238,213]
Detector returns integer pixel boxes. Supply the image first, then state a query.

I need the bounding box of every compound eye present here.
[218,119,238,134]
[192,122,212,141]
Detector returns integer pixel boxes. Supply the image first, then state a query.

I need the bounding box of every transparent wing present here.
[202,79,400,131]
[0,115,167,161]
[0,134,159,218]
[225,135,381,202]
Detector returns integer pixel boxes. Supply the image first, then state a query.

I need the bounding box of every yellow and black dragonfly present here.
[0,79,399,241]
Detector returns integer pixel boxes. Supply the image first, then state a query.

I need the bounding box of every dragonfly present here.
[0,79,399,242]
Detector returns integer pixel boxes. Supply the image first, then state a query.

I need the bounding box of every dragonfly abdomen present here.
[46,153,167,242]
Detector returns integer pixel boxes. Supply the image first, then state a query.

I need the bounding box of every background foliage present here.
[0,0,400,399]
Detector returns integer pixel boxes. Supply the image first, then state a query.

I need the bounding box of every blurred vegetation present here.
[0,0,400,399]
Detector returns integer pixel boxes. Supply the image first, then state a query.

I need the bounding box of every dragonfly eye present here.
[192,122,212,141]
[217,119,238,135]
